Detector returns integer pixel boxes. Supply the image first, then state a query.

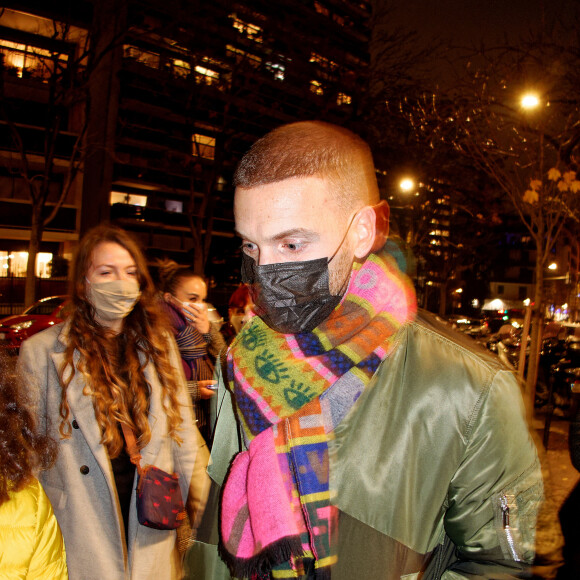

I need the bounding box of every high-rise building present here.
[0,0,372,301]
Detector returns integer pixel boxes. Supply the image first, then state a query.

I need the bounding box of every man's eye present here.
[283,242,302,251]
[241,242,257,254]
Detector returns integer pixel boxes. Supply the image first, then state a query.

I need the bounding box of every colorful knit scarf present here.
[219,249,417,579]
[163,301,213,381]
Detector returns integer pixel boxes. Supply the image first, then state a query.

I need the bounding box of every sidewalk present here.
[532,412,579,579]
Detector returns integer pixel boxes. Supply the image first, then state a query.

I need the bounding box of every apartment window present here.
[498,285,505,295]
[310,80,324,95]
[192,134,215,160]
[0,39,68,80]
[0,251,52,278]
[314,2,330,16]
[230,15,263,43]
[337,92,352,105]
[110,192,148,206]
[165,200,183,213]
[195,65,219,85]
[309,52,338,80]
[124,45,160,69]
[172,59,191,78]
[266,61,285,81]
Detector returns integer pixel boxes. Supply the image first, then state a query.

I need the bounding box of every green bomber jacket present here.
[185,311,543,580]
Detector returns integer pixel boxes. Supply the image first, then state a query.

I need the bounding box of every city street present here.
[532,412,579,579]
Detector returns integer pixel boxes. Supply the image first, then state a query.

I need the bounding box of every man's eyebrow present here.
[234,228,319,242]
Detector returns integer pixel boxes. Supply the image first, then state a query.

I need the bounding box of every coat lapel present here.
[50,325,115,485]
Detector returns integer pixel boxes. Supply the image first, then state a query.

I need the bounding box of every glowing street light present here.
[399,177,415,193]
[521,93,540,110]
[548,262,557,270]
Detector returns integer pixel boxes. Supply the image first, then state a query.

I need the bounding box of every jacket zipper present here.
[500,494,521,561]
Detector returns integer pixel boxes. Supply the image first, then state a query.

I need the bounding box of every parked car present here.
[0,295,70,352]
[446,315,490,339]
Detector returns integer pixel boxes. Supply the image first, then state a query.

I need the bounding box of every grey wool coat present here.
[18,322,210,580]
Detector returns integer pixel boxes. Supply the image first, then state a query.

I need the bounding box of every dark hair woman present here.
[18,224,209,580]
[157,260,226,447]
[0,356,67,578]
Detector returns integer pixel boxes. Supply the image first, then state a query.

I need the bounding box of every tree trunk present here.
[81,0,125,234]
[192,245,205,276]
[524,246,544,418]
[24,207,43,307]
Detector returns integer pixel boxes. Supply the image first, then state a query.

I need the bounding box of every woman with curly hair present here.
[18,224,209,580]
[0,356,67,578]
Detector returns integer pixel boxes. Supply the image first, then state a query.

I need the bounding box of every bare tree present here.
[403,35,580,403]
[0,17,90,306]
[1,3,126,306]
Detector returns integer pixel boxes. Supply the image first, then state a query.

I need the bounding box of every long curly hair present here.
[59,224,184,458]
[0,356,57,506]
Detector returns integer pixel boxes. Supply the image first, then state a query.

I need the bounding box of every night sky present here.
[390,0,577,47]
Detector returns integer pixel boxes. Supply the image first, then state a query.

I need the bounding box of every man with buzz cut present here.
[185,121,543,580]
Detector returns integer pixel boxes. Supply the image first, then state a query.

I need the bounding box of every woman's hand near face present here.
[182,302,211,335]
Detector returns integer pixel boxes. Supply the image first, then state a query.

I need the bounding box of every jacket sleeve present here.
[441,370,543,579]
[28,481,69,580]
[207,323,227,362]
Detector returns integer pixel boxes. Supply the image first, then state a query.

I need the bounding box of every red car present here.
[0,295,71,352]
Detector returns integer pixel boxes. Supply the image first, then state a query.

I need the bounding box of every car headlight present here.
[9,320,35,331]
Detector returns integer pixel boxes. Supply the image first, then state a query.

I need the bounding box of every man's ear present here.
[352,206,378,259]
[163,292,172,303]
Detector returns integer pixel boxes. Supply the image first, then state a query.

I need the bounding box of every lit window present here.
[314,2,330,16]
[192,134,215,159]
[230,15,263,43]
[0,251,52,277]
[195,65,219,85]
[309,52,338,71]
[36,253,53,278]
[110,192,148,206]
[337,92,352,105]
[173,59,191,78]
[0,39,68,80]
[310,80,324,95]
[123,45,160,69]
[165,200,183,213]
[266,61,285,81]
[0,252,8,278]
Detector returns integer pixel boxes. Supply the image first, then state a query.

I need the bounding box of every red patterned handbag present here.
[121,423,186,530]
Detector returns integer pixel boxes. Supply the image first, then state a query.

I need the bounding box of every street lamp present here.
[521,93,540,110]
[399,177,415,193]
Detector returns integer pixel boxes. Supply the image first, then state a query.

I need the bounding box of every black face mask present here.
[241,253,343,334]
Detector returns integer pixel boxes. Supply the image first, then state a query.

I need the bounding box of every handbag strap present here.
[120,423,143,476]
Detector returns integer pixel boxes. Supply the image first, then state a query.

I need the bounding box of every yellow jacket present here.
[0,478,68,579]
